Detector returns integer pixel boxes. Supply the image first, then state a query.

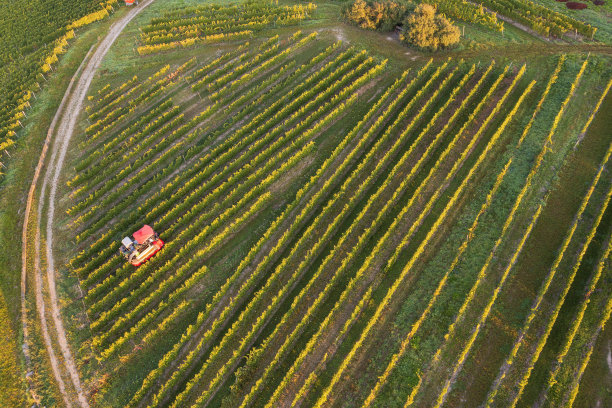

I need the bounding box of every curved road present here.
[21,1,156,406]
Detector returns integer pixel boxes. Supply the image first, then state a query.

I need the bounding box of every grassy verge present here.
[0,5,134,404]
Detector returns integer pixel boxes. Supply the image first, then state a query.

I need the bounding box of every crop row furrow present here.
[180,60,455,408]
[89,137,315,325]
[90,191,272,338]
[560,242,612,408]
[83,56,374,310]
[74,45,363,275]
[125,60,414,408]
[317,65,527,408]
[70,103,180,189]
[240,61,481,408]
[147,63,388,408]
[483,58,590,408]
[539,164,612,406]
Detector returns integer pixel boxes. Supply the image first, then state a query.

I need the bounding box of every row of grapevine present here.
[73,43,360,276]
[83,54,380,332]
[231,66,432,408]
[358,57,562,408]
[185,42,250,85]
[190,46,258,92]
[361,63,506,408]
[97,137,314,356]
[433,203,543,408]
[500,160,612,408]
[73,55,306,269]
[429,0,503,31]
[560,240,612,408]
[85,63,172,119]
[136,2,315,55]
[260,63,487,408]
[71,114,193,215]
[72,106,184,201]
[146,1,293,27]
[145,3,282,29]
[148,62,387,408]
[157,60,372,238]
[86,75,138,118]
[579,78,612,136]
[137,31,254,55]
[140,2,315,44]
[125,61,415,408]
[234,61,465,407]
[131,75,382,404]
[72,102,180,189]
[210,32,318,100]
[0,0,120,178]
[74,97,173,182]
[82,62,174,137]
[80,64,184,150]
[517,55,566,146]
[142,6,306,40]
[94,192,274,355]
[482,58,590,408]
[85,38,340,222]
[201,42,285,92]
[474,0,596,37]
[73,50,313,250]
[82,51,376,314]
[316,66,529,408]
[538,142,612,404]
[87,64,370,324]
[406,69,583,406]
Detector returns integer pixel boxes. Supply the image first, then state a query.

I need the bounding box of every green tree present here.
[400,4,460,51]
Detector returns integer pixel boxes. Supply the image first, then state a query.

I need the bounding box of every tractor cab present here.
[120,225,164,266]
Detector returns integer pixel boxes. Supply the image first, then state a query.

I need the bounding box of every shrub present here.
[593,0,604,5]
[400,4,460,51]
[566,1,588,8]
[344,0,407,31]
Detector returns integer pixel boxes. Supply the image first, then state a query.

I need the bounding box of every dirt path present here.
[21,42,95,407]
[22,1,157,406]
[36,180,73,407]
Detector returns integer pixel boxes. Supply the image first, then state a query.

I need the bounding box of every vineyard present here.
[136,2,316,54]
[471,0,597,37]
[0,0,120,177]
[2,0,612,407]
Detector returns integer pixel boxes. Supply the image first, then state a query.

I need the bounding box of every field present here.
[1,0,612,407]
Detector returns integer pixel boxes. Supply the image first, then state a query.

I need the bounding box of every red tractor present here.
[120,225,164,266]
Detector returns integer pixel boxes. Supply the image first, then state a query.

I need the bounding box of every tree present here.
[344,0,407,31]
[400,4,460,51]
[346,0,376,30]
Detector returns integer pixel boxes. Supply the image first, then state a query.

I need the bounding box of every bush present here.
[593,0,604,5]
[566,1,588,7]
[344,0,407,31]
[400,4,460,51]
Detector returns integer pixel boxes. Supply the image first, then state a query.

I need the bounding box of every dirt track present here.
[21,1,156,406]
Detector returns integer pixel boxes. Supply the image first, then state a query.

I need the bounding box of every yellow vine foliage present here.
[0,293,24,407]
